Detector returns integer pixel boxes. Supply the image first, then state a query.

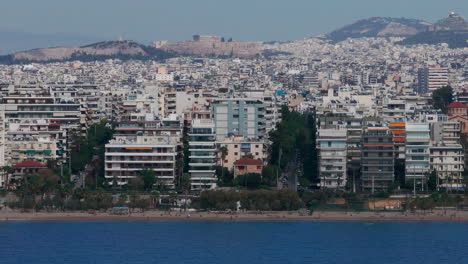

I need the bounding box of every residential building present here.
[104,135,179,188]
[405,123,431,188]
[211,98,265,140]
[317,128,347,189]
[217,135,265,170]
[188,120,217,190]
[361,125,394,191]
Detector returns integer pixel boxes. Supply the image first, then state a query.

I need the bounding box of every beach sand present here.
[1,210,468,222]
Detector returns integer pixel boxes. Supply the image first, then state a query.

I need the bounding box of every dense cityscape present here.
[0,12,467,215]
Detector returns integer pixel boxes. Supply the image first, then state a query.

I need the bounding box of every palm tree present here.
[0,166,13,190]
[175,157,184,189]
[219,146,228,182]
[180,173,191,211]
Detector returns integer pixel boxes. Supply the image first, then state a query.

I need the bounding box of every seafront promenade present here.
[1,209,468,222]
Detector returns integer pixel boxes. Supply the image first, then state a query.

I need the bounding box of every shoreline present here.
[1,210,468,223]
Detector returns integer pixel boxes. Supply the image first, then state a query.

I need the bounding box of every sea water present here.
[0,221,466,264]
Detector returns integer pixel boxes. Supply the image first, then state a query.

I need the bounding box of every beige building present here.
[217,135,265,170]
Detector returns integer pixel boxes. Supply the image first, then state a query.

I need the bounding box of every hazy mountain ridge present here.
[0,41,175,64]
[398,13,468,48]
[327,17,431,42]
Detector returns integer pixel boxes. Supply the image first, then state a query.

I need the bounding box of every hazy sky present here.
[2,0,467,43]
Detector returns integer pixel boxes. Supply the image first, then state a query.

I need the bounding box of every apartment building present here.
[0,85,84,165]
[418,66,449,94]
[189,120,217,190]
[217,135,265,170]
[104,135,179,188]
[211,98,265,140]
[361,125,395,191]
[430,118,464,189]
[405,123,431,188]
[317,128,347,189]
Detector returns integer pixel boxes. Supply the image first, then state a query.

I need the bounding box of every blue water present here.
[0,221,467,264]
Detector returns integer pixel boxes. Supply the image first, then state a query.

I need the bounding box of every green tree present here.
[432,86,453,114]
[216,166,233,186]
[235,173,262,189]
[427,169,438,192]
[261,165,280,186]
[219,145,228,179]
[139,169,157,191]
[0,166,13,190]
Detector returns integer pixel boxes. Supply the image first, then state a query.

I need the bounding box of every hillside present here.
[398,13,468,48]
[0,40,175,64]
[327,17,431,43]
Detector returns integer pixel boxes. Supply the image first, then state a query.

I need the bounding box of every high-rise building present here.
[405,123,431,189]
[211,98,265,140]
[189,120,217,190]
[361,125,395,191]
[317,128,347,189]
[417,66,449,94]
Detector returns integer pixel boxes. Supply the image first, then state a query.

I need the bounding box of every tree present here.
[216,166,233,186]
[219,145,228,179]
[0,166,13,189]
[261,165,280,186]
[139,169,157,191]
[235,173,262,189]
[432,86,453,114]
[128,177,144,190]
[427,169,438,192]
[180,173,191,211]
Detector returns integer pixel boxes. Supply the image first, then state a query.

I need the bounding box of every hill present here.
[0,40,175,64]
[327,17,431,43]
[398,13,468,48]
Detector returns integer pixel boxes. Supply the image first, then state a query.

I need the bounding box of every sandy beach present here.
[1,210,468,222]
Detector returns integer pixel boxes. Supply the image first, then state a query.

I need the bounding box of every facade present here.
[448,102,468,135]
[211,98,265,140]
[104,135,179,188]
[361,125,395,191]
[217,135,265,170]
[233,157,264,178]
[317,128,347,189]
[188,120,217,190]
[0,86,84,165]
[418,66,449,94]
[430,118,464,189]
[405,123,431,187]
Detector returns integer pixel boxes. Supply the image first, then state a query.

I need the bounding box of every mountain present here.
[0,30,102,55]
[398,12,468,48]
[0,40,175,64]
[327,17,432,43]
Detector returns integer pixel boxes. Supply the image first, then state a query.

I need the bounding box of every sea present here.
[0,221,467,264]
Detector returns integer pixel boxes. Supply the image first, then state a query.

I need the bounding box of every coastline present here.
[1,210,468,222]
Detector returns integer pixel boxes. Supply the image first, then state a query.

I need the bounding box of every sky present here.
[1,0,467,43]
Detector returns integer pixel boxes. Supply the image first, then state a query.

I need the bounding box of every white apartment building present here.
[104,135,179,188]
[189,120,217,190]
[405,123,431,187]
[317,128,348,189]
